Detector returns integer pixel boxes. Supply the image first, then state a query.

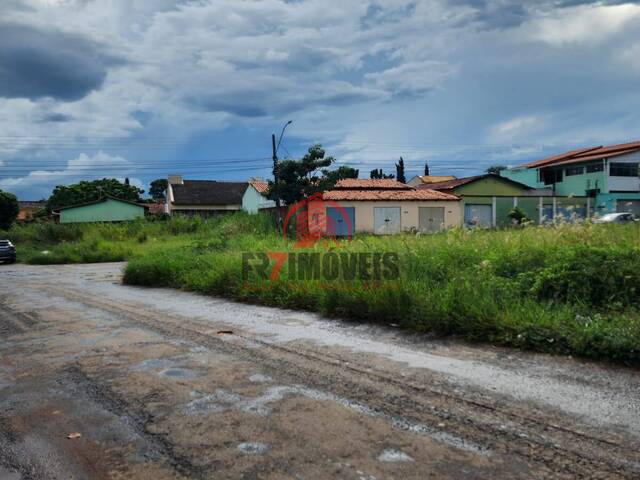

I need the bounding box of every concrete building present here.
[167,175,247,216]
[501,140,640,216]
[420,174,588,227]
[242,179,275,214]
[56,197,147,223]
[310,179,461,235]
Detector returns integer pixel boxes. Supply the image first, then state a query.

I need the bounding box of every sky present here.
[1,0,640,199]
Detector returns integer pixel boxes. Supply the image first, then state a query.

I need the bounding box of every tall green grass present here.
[4,214,640,363]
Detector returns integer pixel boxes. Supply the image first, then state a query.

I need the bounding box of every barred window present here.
[565,166,584,176]
[586,163,604,173]
[610,162,639,177]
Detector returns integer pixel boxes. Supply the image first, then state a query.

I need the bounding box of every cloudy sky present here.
[1,0,639,199]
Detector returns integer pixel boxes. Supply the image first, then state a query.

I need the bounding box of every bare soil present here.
[1,263,639,479]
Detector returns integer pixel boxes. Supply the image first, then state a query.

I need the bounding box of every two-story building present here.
[501,140,640,216]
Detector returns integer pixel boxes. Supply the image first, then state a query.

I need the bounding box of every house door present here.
[326,207,355,237]
[419,207,445,233]
[464,204,492,227]
[374,207,401,234]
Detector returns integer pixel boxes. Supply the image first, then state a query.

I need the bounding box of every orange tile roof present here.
[249,180,269,194]
[334,178,410,189]
[323,188,459,201]
[522,140,640,169]
[415,175,457,184]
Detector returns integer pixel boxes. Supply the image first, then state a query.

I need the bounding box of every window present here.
[565,166,584,176]
[586,163,604,173]
[541,169,563,185]
[610,162,639,177]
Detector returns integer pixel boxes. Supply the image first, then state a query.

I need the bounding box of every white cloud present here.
[365,61,457,96]
[0,151,138,197]
[523,3,640,46]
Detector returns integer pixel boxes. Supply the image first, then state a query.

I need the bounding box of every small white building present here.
[242,179,276,214]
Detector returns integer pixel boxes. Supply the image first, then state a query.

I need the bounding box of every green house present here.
[421,174,588,227]
[57,196,147,223]
[501,141,640,216]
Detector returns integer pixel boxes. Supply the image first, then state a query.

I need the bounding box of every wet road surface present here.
[1,262,639,479]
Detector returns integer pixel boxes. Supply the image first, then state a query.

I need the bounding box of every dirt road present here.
[0,263,639,479]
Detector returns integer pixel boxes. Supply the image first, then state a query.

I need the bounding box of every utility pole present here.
[272,121,292,230]
[272,133,282,228]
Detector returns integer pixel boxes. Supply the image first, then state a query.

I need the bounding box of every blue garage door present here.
[326,207,355,237]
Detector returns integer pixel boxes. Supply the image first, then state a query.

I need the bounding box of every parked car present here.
[592,212,638,224]
[0,239,16,264]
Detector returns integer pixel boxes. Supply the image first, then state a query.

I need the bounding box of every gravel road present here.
[1,262,639,479]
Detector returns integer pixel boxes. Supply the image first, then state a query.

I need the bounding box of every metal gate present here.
[419,207,445,233]
[617,200,640,217]
[374,207,401,234]
[464,204,492,227]
[326,207,355,237]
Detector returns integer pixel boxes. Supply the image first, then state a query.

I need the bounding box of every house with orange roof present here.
[501,140,640,216]
[242,178,276,214]
[310,178,461,235]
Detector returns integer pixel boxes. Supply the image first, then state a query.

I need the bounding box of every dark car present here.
[0,239,16,264]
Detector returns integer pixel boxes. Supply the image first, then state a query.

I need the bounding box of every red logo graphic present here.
[282,192,353,249]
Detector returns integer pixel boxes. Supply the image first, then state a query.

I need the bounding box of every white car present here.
[592,212,638,224]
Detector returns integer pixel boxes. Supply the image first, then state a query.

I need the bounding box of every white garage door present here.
[374,207,401,234]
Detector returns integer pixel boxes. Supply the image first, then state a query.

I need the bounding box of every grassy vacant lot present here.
[4,214,640,364]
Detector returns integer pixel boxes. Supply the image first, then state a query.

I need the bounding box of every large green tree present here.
[0,189,19,230]
[46,178,144,212]
[149,178,168,200]
[267,144,342,206]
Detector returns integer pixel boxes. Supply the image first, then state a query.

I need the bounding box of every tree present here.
[322,166,359,184]
[46,178,144,212]
[267,144,337,206]
[486,165,507,175]
[149,178,168,201]
[424,162,430,176]
[0,189,19,230]
[395,157,406,183]
[369,169,394,179]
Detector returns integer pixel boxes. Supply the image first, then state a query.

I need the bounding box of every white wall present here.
[608,150,640,192]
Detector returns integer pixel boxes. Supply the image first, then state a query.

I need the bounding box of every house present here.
[418,173,587,227]
[407,175,456,187]
[17,201,45,222]
[167,175,248,216]
[242,179,276,214]
[501,140,640,216]
[56,196,147,223]
[309,179,461,235]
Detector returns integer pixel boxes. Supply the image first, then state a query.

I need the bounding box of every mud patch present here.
[183,384,488,455]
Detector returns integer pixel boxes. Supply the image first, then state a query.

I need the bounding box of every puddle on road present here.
[377,449,414,462]
[160,368,198,380]
[248,373,272,383]
[237,442,268,455]
[133,357,199,380]
[183,384,489,456]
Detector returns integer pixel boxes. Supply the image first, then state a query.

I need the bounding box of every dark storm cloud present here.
[0,22,123,101]
[41,113,73,123]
